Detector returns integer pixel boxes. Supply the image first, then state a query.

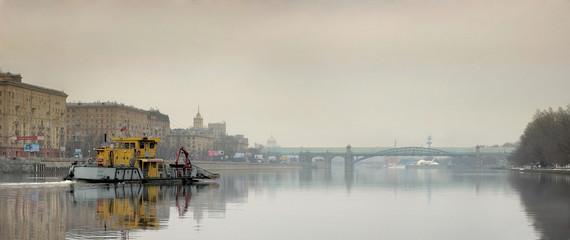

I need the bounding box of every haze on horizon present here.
[1,0,569,148]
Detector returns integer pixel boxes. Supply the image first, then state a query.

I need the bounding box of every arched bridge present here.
[355,147,465,163]
[297,146,511,169]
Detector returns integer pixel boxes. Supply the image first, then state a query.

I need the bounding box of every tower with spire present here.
[193,106,203,128]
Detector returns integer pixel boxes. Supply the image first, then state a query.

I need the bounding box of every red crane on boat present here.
[171,147,193,176]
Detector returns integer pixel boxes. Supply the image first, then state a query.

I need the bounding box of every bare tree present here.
[510,106,570,167]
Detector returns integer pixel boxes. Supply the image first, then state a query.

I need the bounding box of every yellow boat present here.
[63,137,219,183]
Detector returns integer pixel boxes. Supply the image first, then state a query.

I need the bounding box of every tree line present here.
[509,106,570,167]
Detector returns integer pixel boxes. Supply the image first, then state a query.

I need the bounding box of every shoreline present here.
[192,161,301,170]
[0,157,301,173]
[509,168,570,175]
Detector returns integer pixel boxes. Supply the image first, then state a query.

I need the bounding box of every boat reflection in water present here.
[66,183,218,239]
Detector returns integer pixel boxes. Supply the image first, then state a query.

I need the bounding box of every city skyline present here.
[1,0,569,147]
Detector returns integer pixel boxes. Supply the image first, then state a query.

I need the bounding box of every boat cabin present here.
[95,137,165,178]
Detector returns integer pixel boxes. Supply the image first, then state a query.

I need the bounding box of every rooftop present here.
[0,71,67,97]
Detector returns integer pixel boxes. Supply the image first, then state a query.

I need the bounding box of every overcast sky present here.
[1,0,569,148]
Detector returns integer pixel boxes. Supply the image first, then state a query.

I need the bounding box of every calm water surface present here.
[0,166,569,240]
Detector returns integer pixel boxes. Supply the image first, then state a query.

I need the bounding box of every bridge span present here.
[264,145,513,169]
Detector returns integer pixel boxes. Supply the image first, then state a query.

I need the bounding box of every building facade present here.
[165,127,213,161]
[0,72,68,158]
[208,122,226,138]
[164,109,249,161]
[65,102,170,158]
[164,111,214,160]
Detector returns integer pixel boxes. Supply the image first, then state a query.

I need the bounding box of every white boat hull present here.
[64,164,218,183]
[67,166,144,182]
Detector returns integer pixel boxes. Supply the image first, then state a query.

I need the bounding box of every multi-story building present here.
[165,127,213,161]
[165,115,212,160]
[165,110,249,161]
[0,71,68,158]
[208,122,226,138]
[164,110,214,161]
[65,102,170,158]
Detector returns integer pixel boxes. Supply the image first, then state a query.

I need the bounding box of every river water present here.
[0,165,569,240]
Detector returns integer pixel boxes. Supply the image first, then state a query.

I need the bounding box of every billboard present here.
[208,150,225,156]
[24,143,40,152]
[10,136,45,141]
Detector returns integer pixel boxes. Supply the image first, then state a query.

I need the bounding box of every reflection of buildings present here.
[62,184,172,237]
[66,184,220,238]
[0,71,68,158]
[91,185,166,230]
[0,182,227,239]
[0,184,69,239]
[0,172,292,239]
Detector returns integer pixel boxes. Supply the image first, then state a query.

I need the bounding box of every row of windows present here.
[69,107,136,113]
[70,108,116,113]
[1,91,63,105]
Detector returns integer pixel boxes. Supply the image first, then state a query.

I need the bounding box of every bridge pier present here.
[474,145,482,168]
[299,151,311,169]
[325,151,333,169]
[345,145,354,171]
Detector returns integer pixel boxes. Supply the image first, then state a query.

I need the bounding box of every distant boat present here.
[405,159,440,169]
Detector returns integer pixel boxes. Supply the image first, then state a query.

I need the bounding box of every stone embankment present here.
[0,157,37,172]
[0,157,75,173]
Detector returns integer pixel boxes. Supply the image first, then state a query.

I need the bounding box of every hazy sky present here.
[1,0,569,147]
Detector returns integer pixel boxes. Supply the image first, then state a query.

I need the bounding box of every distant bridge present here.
[264,145,513,156]
[283,145,512,169]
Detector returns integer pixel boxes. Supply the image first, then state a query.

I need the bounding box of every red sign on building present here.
[10,136,45,141]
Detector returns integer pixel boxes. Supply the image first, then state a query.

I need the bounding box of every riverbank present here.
[0,158,38,172]
[0,157,75,173]
[510,168,570,175]
[191,161,301,170]
[0,157,300,173]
